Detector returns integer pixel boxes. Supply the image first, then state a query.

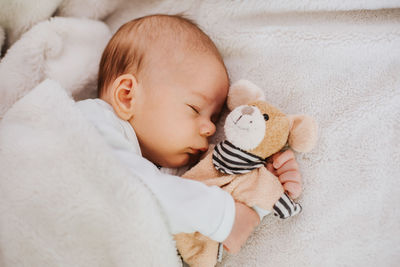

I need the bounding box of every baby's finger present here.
[275,158,299,176]
[278,171,301,185]
[266,162,276,175]
[272,149,295,169]
[283,181,302,199]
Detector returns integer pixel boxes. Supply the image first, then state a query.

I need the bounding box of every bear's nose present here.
[241,106,254,115]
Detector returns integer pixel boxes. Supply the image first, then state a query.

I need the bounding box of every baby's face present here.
[130,52,229,167]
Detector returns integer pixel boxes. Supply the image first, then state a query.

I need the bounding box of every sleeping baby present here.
[76,14,303,260]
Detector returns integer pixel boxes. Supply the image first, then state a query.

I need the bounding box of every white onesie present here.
[76,98,235,242]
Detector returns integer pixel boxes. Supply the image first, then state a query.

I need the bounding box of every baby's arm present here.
[113,148,236,242]
[223,201,260,254]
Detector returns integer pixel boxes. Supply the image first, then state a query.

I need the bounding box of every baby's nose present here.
[241,106,254,115]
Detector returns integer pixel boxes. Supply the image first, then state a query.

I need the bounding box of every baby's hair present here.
[97,14,225,97]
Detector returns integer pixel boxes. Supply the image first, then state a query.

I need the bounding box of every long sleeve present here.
[76,99,235,242]
[113,148,235,242]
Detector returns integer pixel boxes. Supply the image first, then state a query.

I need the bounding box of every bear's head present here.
[224,80,318,159]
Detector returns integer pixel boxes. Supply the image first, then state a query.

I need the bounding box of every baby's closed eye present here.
[187,104,200,114]
[187,103,220,124]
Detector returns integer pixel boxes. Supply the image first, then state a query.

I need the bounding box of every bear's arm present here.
[182,150,228,184]
[182,145,284,210]
[224,167,284,211]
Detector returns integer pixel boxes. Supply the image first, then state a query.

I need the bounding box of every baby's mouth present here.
[190,147,207,155]
[191,149,201,154]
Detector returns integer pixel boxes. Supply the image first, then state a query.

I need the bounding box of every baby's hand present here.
[222,201,259,254]
[266,149,302,199]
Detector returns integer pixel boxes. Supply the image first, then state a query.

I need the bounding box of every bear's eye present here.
[263,114,269,121]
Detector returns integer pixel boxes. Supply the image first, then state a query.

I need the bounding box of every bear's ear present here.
[287,115,318,152]
[227,80,265,110]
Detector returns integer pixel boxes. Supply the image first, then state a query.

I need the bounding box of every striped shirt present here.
[212,140,266,174]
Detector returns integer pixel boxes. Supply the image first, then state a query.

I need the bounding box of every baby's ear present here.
[287,115,318,152]
[227,80,265,110]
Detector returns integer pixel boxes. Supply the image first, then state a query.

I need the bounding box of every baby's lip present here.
[190,147,208,154]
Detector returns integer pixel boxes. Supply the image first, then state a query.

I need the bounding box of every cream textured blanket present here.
[1,0,399,266]
[0,79,181,266]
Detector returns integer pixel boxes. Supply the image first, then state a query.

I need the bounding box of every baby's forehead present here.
[137,15,214,51]
[134,16,223,67]
[141,34,216,70]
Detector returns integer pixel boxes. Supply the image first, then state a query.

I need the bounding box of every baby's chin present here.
[160,153,191,168]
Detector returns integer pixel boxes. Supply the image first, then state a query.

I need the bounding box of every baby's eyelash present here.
[188,104,200,114]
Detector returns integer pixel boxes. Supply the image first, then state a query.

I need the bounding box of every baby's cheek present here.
[177,119,198,139]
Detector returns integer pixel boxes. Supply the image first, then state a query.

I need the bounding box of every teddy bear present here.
[174,79,318,267]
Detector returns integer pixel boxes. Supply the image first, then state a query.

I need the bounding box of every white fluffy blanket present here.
[0,79,181,266]
[1,1,399,266]
[0,16,111,119]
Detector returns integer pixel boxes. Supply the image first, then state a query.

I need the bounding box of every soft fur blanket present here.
[1,1,399,266]
[0,16,111,119]
[0,79,181,266]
